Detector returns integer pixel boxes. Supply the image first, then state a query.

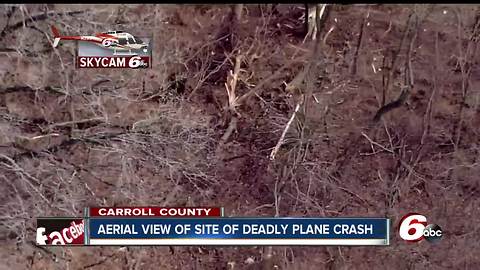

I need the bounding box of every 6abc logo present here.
[398,213,443,243]
[128,56,148,69]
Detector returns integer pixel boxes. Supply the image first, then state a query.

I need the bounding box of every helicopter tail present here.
[51,25,61,48]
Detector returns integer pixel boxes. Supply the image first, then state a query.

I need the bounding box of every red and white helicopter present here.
[51,26,149,55]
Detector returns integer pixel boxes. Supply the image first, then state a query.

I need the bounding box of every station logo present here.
[398,213,443,243]
[51,25,151,69]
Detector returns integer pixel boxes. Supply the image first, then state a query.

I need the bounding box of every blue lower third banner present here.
[88,218,390,246]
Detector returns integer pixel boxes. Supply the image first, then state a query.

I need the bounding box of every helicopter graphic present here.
[51,25,149,55]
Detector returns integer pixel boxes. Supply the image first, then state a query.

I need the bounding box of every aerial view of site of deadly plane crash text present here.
[0,4,479,270]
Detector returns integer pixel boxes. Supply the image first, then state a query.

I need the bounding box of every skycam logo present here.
[398,213,443,244]
[51,25,151,69]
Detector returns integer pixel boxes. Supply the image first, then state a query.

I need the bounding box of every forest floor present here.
[0,4,479,270]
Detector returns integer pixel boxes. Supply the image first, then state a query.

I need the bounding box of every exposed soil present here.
[0,4,479,270]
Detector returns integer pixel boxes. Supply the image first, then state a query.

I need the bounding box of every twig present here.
[351,7,370,76]
[219,117,238,146]
[420,30,440,146]
[9,132,127,162]
[405,14,418,89]
[270,4,326,162]
[323,26,335,45]
[225,54,243,110]
[373,13,418,122]
[235,61,294,105]
[188,50,231,99]
[217,52,243,150]
[381,55,388,106]
[48,117,105,129]
[453,11,479,147]
[303,4,328,43]
[270,101,303,160]
[0,154,49,203]
[383,11,414,104]
[83,253,116,269]
[0,85,66,95]
[0,6,17,37]
[360,132,394,154]
[292,4,326,151]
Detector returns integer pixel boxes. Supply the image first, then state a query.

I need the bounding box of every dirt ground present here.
[0,4,479,270]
